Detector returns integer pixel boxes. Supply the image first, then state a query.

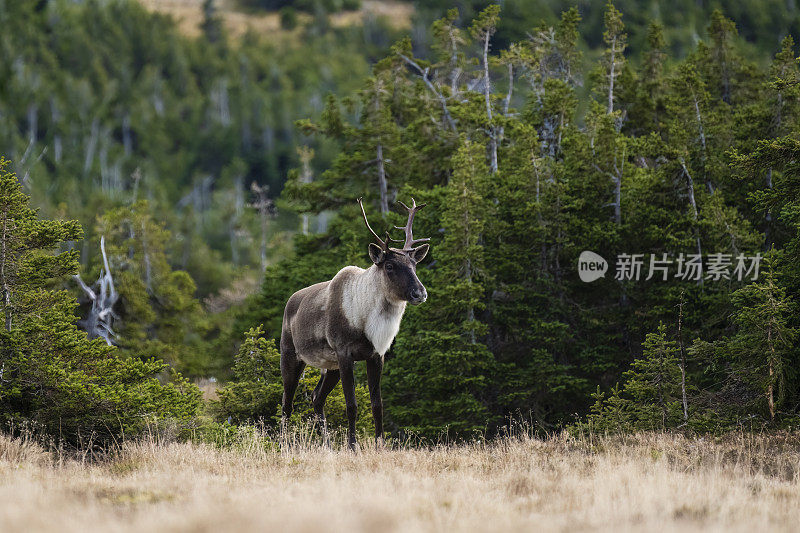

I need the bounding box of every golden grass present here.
[2,429,800,532]
[136,0,413,40]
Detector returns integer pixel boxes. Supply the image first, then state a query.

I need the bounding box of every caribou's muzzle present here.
[408,287,427,305]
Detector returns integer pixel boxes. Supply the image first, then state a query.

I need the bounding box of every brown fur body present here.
[281,265,405,371]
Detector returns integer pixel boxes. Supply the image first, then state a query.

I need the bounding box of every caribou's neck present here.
[342,265,406,356]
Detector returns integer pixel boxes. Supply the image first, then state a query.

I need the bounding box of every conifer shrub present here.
[0,159,201,447]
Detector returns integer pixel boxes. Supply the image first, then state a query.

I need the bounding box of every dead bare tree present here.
[676,291,689,425]
[130,168,142,203]
[74,237,119,346]
[211,77,231,126]
[50,98,63,164]
[680,158,703,264]
[398,53,458,133]
[250,182,276,273]
[297,146,314,234]
[470,9,500,174]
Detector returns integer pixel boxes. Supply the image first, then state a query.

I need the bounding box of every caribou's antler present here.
[357,197,389,251]
[394,198,430,251]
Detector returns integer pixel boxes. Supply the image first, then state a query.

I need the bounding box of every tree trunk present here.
[677,292,689,424]
[658,352,666,429]
[496,62,515,160]
[298,147,314,234]
[398,54,457,132]
[613,170,622,224]
[84,117,100,174]
[50,99,62,163]
[681,160,704,267]
[122,113,133,156]
[611,145,625,225]
[767,325,776,420]
[1,213,11,331]
[690,93,714,193]
[481,32,498,174]
[27,104,37,148]
[260,214,268,273]
[377,144,389,214]
[607,36,617,114]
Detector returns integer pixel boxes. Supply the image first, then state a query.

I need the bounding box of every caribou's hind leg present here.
[311,369,340,446]
[280,343,305,440]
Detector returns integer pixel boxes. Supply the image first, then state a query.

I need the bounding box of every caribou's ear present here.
[410,243,429,263]
[368,243,386,264]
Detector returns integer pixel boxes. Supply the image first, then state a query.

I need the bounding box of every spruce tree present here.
[727,265,796,420]
[385,139,495,438]
[622,323,684,429]
[597,2,627,116]
[587,324,683,431]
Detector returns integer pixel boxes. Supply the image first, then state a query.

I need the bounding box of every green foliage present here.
[587,324,684,432]
[268,3,800,439]
[8,0,800,443]
[384,141,497,438]
[215,326,284,424]
[0,0,377,298]
[691,263,798,421]
[413,0,800,58]
[0,160,200,446]
[92,202,211,375]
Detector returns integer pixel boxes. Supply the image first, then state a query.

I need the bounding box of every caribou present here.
[280,197,430,449]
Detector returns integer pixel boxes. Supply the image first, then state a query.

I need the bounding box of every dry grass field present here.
[136,0,413,39]
[2,429,800,532]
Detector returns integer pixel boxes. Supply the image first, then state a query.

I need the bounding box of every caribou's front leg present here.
[366,355,384,446]
[338,353,358,451]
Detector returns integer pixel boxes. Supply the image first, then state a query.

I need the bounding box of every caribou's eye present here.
[385,263,394,272]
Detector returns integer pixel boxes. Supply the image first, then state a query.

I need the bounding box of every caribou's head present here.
[358,197,430,305]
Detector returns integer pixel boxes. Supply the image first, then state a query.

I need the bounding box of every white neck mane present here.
[341,265,406,356]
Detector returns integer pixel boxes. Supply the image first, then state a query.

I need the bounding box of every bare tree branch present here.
[398,53,458,132]
[75,236,119,346]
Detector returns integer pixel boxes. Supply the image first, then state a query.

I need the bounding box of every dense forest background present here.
[2,0,800,444]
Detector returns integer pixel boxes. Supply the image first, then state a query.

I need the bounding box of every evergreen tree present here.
[625,22,666,135]
[707,264,796,421]
[0,159,200,446]
[385,139,495,438]
[596,2,627,116]
[245,3,800,436]
[201,0,224,44]
[587,324,684,431]
[622,324,684,428]
[469,5,501,173]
